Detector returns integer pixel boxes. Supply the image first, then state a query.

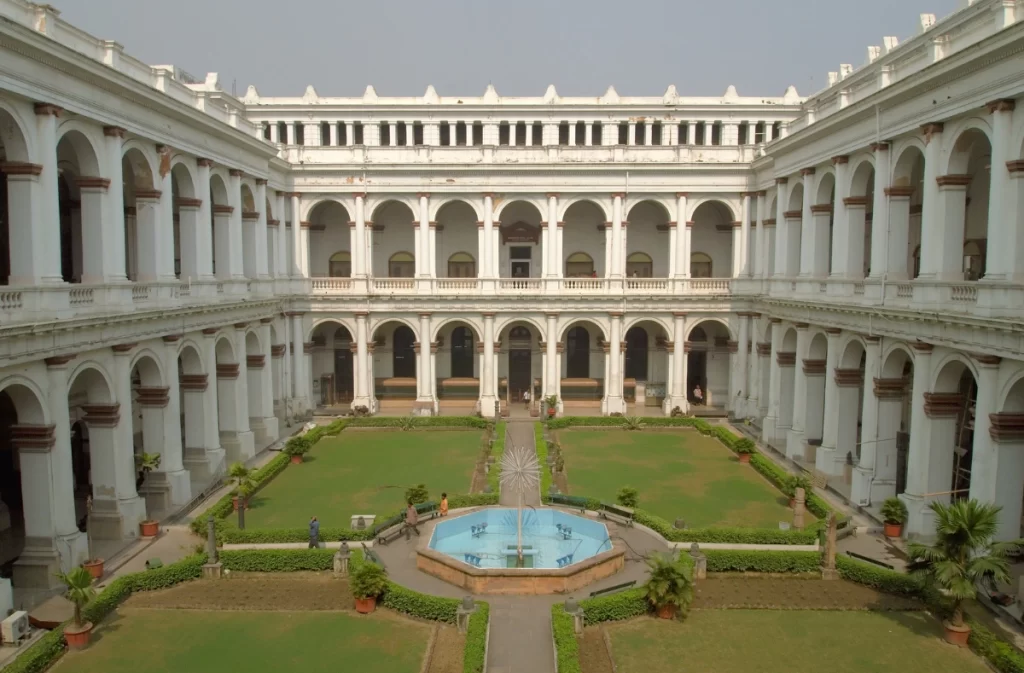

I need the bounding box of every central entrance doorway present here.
[334,349,354,399]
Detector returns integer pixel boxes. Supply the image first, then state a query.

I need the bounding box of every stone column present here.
[225,170,245,278]
[798,168,816,277]
[605,313,626,415]
[900,343,943,537]
[192,159,214,279]
[815,329,843,475]
[254,180,269,278]
[352,312,371,410]
[734,313,751,415]
[981,100,1015,280]
[603,222,613,278]
[256,319,280,441]
[668,312,687,412]
[545,313,558,399]
[762,319,783,443]
[153,338,191,507]
[773,178,789,277]
[417,193,430,278]
[734,193,751,277]
[851,337,883,505]
[546,193,559,277]
[753,191,766,278]
[916,123,945,279]
[986,412,1024,541]
[274,191,288,278]
[968,356,1002,508]
[415,313,434,411]
[786,324,811,459]
[241,209,259,279]
[289,313,308,414]
[754,338,769,417]
[2,158,49,285]
[290,193,303,277]
[610,194,624,278]
[481,313,497,417]
[867,144,892,279]
[97,125,128,283]
[1004,161,1024,282]
[482,194,495,279]
[180,339,223,486]
[104,346,146,539]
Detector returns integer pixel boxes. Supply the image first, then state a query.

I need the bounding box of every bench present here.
[549,494,589,513]
[374,502,440,546]
[844,551,893,570]
[589,580,637,598]
[599,502,634,527]
[362,543,386,569]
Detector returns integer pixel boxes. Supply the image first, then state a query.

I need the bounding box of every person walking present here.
[308,516,320,548]
[693,384,704,406]
[404,500,420,539]
[523,388,531,409]
[440,492,449,517]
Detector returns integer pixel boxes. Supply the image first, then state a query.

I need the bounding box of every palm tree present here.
[643,553,694,619]
[58,567,96,628]
[907,499,1020,630]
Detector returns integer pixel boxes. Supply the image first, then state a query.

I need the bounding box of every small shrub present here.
[405,484,429,505]
[283,435,312,456]
[643,553,694,618]
[350,562,389,599]
[616,487,639,508]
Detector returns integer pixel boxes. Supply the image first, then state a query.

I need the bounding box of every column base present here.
[602,395,626,416]
[412,399,435,416]
[663,396,688,416]
[349,396,373,414]
[785,429,805,460]
[219,431,255,462]
[761,415,778,446]
[479,395,498,419]
[13,540,63,590]
[184,446,226,486]
[60,529,90,570]
[261,416,280,445]
[140,469,193,512]
[850,466,875,506]
[814,445,844,477]
[870,479,897,507]
[88,495,147,541]
[249,417,268,446]
[900,492,936,539]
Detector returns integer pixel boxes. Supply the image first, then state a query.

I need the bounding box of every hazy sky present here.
[50,0,961,99]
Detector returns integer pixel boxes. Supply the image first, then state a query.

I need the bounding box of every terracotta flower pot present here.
[232,496,250,511]
[64,622,93,649]
[943,621,971,647]
[139,520,159,537]
[789,497,796,508]
[883,522,903,538]
[738,453,751,464]
[290,455,303,465]
[82,559,104,580]
[354,597,377,614]
[656,603,677,620]
[547,410,556,418]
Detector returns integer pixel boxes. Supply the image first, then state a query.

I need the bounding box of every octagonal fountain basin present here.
[417,508,626,595]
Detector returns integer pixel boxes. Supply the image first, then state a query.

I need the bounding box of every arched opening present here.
[626,201,670,277]
[498,322,541,414]
[690,252,713,278]
[435,201,479,278]
[214,336,244,461]
[371,200,416,278]
[847,160,875,278]
[891,146,925,280]
[449,326,476,379]
[308,200,351,278]
[177,344,210,483]
[209,175,230,278]
[446,252,476,278]
[562,201,606,278]
[686,321,732,412]
[435,322,480,411]
[624,327,649,382]
[170,165,196,279]
[565,252,595,278]
[783,184,804,277]
[776,328,798,446]
[812,174,835,277]
[0,384,41,579]
[130,355,168,513]
[835,341,866,483]
[690,201,734,278]
[122,148,156,282]
[372,322,417,403]
[925,359,978,511]
[388,252,415,278]
[566,326,591,379]
[497,201,543,279]
[624,320,670,410]
[803,334,828,461]
[0,108,33,285]
[309,322,354,407]
[560,322,605,407]
[244,332,263,431]
[55,131,101,284]
[945,128,991,280]
[626,252,653,279]
[329,251,351,278]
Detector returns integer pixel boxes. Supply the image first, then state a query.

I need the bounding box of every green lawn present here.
[246,430,482,529]
[558,430,797,528]
[608,610,989,673]
[57,609,429,673]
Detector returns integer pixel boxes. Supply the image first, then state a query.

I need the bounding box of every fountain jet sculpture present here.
[498,440,541,567]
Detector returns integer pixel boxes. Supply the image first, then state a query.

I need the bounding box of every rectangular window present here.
[498,122,510,146]
[695,122,706,146]
[635,123,645,146]
[558,122,569,145]
[532,122,543,146]
[515,122,527,146]
[575,121,586,146]
[455,122,467,146]
[413,122,424,146]
[262,123,271,140]
[711,122,721,146]
[338,122,347,146]
[440,122,451,146]
[738,124,748,146]
[396,122,408,146]
[772,121,782,140]
[277,121,288,144]
[295,123,305,145]
[652,122,662,145]
[320,121,331,145]
[592,122,602,145]
[754,122,765,144]
[678,122,688,145]
[379,123,390,146]
[618,122,628,145]
[472,122,483,146]
[353,123,363,145]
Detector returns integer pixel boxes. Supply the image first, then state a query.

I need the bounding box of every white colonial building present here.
[1,0,1024,590]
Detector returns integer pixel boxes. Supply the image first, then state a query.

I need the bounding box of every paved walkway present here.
[500,421,541,507]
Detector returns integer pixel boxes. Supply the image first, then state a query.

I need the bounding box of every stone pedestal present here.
[202,562,223,579]
[793,487,806,530]
[688,543,707,580]
[456,597,477,634]
[350,515,376,530]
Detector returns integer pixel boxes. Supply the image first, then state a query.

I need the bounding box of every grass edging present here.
[534,422,552,496]
[486,421,507,495]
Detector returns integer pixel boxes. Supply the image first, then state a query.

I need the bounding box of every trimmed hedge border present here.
[535,423,552,496]
[195,417,497,543]
[487,421,507,495]
[551,604,582,673]
[543,416,836,544]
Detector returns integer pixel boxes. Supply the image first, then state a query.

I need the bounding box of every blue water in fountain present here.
[428,508,612,569]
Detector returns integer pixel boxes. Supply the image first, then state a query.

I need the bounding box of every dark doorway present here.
[624,328,649,381]
[451,327,475,378]
[334,349,353,399]
[687,352,707,402]
[392,326,416,378]
[509,349,532,398]
[566,327,590,378]
[71,421,91,500]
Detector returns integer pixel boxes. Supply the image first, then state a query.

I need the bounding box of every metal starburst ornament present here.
[499,442,541,565]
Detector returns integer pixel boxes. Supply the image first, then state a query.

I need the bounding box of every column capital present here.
[870,142,890,152]
[353,311,369,318]
[986,99,1016,114]
[111,343,137,354]
[843,196,869,207]
[0,161,43,176]
[162,334,182,343]
[936,174,971,188]
[756,342,772,356]
[81,403,121,427]
[768,318,782,324]
[783,210,802,219]
[911,341,933,353]
[135,188,162,200]
[10,424,56,452]
[212,204,234,215]
[672,311,687,318]
[270,345,287,358]
[286,192,302,198]
[608,311,624,318]
[921,122,944,142]
[481,312,496,319]
[971,354,1002,367]
[545,192,560,198]
[259,317,274,324]
[740,191,758,198]
[831,155,849,165]
[923,392,962,418]
[416,192,430,198]
[228,169,244,178]
[675,192,689,198]
[34,103,62,117]
[802,359,826,375]
[135,386,170,407]
[989,413,1024,443]
[481,192,496,198]
[884,186,915,198]
[284,311,306,317]
[352,192,367,199]
[247,355,266,369]
[793,322,809,329]
[800,167,816,177]
[834,368,864,387]
[776,352,796,366]
[44,355,75,368]
[545,312,559,319]
[299,221,311,229]
[611,193,625,199]
[1007,160,1024,175]
[810,204,833,214]
[197,158,214,168]
[201,328,220,336]
[824,328,842,335]
[102,125,126,138]
[180,374,208,391]
[175,197,202,208]
[216,364,240,379]
[873,377,906,398]
[255,178,268,186]
[775,177,788,185]
[418,312,432,318]
[233,322,249,329]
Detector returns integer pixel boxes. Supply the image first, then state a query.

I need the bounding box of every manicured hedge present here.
[463,602,490,673]
[347,416,488,428]
[220,549,336,572]
[535,422,552,496]
[487,421,507,495]
[581,587,648,625]
[551,604,582,673]
[835,554,922,596]
[967,619,1024,673]
[704,549,821,573]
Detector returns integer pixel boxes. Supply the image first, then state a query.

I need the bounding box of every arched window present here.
[912,246,921,279]
[388,251,415,278]
[565,252,594,277]
[963,239,985,281]
[509,326,531,341]
[690,252,712,278]
[626,252,653,278]
[447,252,476,278]
[329,251,351,278]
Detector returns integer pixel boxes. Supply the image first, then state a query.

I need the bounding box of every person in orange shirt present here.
[440,492,449,516]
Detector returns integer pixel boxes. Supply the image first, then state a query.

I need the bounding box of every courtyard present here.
[555,429,798,528]
[244,430,484,529]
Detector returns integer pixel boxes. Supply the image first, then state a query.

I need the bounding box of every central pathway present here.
[499,420,542,507]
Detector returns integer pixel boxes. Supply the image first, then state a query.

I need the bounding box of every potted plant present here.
[788,474,812,508]
[81,557,104,580]
[643,553,694,620]
[544,395,559,418]
[134,452,161,491]
[227,461,255,511]
[350,562,389,614]
[284,436,312,465]
[59,567,97,648]
[880,497,908,538]
[907,499,1020,647]
[139,518,159,537]
[735,438,755,464]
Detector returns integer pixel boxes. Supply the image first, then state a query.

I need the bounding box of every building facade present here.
[1,0,1024,590]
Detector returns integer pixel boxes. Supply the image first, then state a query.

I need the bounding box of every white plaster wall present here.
[308,202,350,276]
[372,204,417,276]
[436,217,479,276]
[690,222,733,277]
[562,225,605,276]
[626,224,670,276]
